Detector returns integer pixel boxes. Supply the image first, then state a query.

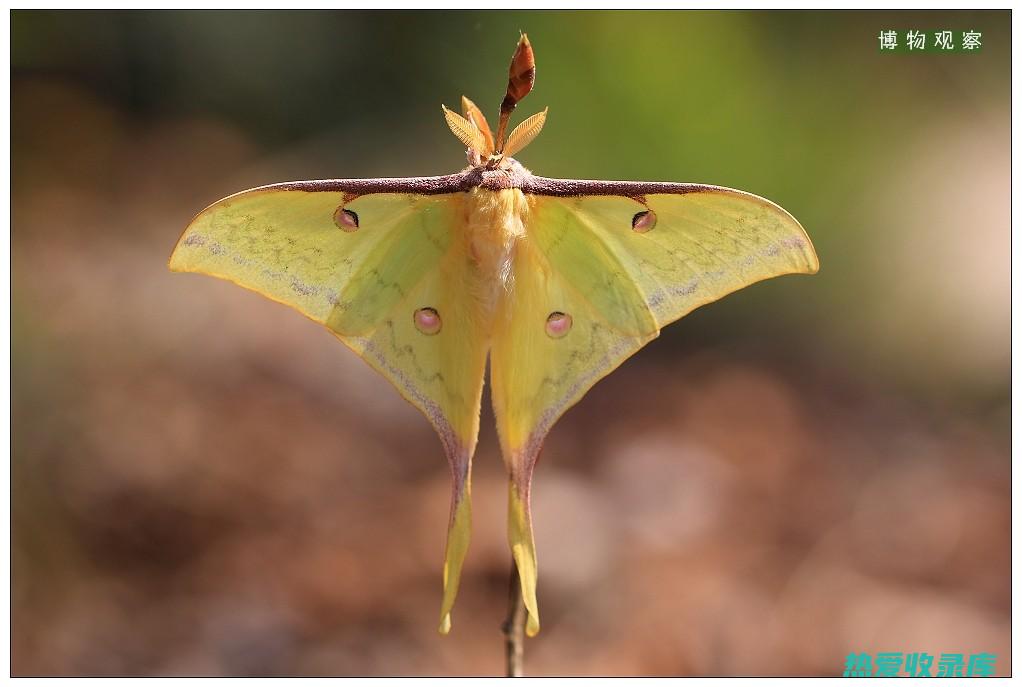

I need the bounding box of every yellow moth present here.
[169,34,819,638]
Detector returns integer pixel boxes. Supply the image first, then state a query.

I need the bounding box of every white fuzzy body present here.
[463,187,528,322]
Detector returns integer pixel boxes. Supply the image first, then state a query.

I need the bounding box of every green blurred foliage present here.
[13,10,1009,402]
[12,10,1009,676]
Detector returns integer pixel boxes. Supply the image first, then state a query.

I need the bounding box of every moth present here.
[170,34,819,637]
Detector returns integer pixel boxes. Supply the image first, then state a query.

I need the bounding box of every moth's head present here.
[441,33,547,167]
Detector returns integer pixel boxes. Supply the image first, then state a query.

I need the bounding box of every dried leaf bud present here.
[501,33,535,114]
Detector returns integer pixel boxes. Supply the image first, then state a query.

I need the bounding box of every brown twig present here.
[502,559,527,677]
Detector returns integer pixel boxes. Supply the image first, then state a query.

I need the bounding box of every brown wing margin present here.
[215,170,484,199]
[217,172,725,199]
[182,171,485,231]
[205,170,732,202]
[211,170,731,200]
[518,175,725,197]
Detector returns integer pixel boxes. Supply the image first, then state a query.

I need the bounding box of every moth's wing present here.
[490,220,657,636]
[557,188,820,329]
[490,183,818,635]
[169,179,487,634]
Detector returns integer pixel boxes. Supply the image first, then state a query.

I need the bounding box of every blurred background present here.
[12,10,1009,676]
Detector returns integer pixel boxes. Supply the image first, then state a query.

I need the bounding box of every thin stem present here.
[494,104,513,154]
[502,559,526,677]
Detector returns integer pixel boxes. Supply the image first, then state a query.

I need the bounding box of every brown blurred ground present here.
[12,11,1009,676]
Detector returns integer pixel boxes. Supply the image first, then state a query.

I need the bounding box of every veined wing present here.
[169,175,488,634]
[490,178,818,635]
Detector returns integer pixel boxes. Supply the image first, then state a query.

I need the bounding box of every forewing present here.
[558,189,819,328]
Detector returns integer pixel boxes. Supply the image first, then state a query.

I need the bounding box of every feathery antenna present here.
[462,96,495,156]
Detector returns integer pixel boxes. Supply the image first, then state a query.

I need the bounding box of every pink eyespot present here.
[545,311,572,339]
[414,307,442,335]
[631,210,656,233]
[334,207,359,232]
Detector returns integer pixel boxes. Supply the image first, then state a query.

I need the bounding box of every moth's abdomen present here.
[464,188,527,322]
